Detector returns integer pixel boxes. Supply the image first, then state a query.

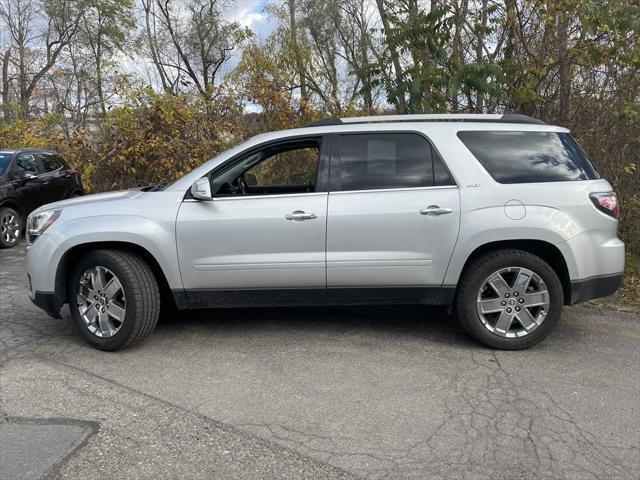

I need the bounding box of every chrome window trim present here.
[329,185,459,195]
[182,185,459,203]
[183,192,329,202]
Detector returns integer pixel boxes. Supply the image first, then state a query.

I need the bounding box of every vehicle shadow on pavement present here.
[155,304,479,349]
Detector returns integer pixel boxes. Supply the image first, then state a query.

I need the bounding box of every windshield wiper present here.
[142,180,168,192]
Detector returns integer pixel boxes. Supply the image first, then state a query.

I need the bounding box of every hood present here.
[32,189,145,215]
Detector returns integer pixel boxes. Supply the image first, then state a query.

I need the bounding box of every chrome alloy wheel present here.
[476,267,550,338]
[77,266,126,338]
[1,212,20,245]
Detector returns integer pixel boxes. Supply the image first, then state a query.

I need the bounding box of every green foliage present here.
[0,88,246,192]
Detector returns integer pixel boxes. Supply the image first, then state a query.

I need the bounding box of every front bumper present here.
[30,291,62,319]
[569,273,624,305]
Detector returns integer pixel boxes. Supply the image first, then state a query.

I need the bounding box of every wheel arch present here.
[454,240,572,305]
[0,198,24,219]
[55,241,174,309]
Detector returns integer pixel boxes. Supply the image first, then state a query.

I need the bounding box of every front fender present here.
[27,215,182,302]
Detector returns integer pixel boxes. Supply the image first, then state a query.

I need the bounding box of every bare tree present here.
[139,0,250,98]
[0,0,83,118]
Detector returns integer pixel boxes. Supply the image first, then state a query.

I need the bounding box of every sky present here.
[115,0,278,95]
[219,0,277,74]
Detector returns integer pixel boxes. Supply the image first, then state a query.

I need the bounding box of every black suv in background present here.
[0,148,84,248]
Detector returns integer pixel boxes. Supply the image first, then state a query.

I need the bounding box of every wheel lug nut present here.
[506,308,512,313]
[101,308,105,313]
[515,306,521,312]
[501,301,507,306]
[505,293,510,298]
[519,298,524,304]
[514,292,519,297]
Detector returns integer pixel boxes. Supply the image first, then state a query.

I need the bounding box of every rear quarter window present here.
[457,131,599,184]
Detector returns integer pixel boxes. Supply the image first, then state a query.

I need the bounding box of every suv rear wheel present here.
[68,249,160,350]
[0,207,21,248]
[456,249,563,350]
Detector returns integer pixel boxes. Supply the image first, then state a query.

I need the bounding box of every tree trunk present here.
[1,47,11,120]
[288,0,308,116]
[475,0,487,112]
[375,0,407,113]
[96,36,107,116]
[557,14,570,124]
[503,0,518,112]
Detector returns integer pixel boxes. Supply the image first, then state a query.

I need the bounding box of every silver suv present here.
[25,114,625,350]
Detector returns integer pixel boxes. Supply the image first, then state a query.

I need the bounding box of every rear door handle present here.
[420,205,453,216]
[285,210,318,221]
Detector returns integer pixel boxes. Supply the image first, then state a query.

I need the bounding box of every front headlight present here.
[27,209,61,246]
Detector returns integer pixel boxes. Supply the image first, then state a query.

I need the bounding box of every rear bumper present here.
[30,291,62,319]
[569,273,624,305]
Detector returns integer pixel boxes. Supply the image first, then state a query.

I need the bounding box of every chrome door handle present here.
[420,205,453,216]
[285,210,318,221]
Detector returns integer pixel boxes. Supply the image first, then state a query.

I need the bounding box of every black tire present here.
[455,249,563,350]
[0,206,22,248]
[68,249,160,351]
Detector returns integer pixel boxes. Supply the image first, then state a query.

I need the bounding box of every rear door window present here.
[457,131,599,184]
[333,133,454,191]
[39,154,63,172]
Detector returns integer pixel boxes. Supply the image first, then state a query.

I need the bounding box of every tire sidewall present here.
[68,250,140,351]
[457,251,564,350]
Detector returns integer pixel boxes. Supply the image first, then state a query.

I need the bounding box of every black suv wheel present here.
[0,207,21,248]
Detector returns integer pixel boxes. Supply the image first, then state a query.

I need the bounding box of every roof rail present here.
[305,113,545,127]
[304,118,344,127]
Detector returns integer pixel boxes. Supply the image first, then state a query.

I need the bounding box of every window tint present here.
[248,146,318,186]
[0,153,11,176]
[335,133,452,191]
[14,154,39,174]
[40,154,63,172]
[457,131,599,184]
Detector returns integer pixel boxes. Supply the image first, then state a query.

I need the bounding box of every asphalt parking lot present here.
[1,243,639,480]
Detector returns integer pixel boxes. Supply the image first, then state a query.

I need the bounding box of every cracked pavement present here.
[1,243,639,479]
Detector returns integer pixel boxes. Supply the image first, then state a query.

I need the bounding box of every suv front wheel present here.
[0,207,21,248]
[68,249,160,350]
[456,249,563,350]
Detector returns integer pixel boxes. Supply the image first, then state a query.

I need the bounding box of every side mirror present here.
[191,177,213,201]
[13,171,36,185]
[191,177,212,201]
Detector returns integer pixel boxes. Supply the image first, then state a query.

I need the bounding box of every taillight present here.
[589,192,619,219]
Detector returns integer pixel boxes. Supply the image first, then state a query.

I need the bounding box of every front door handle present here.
[420,205,453,216]
[285,210,318,221]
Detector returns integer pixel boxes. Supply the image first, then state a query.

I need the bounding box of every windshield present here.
[0,153,12,176]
